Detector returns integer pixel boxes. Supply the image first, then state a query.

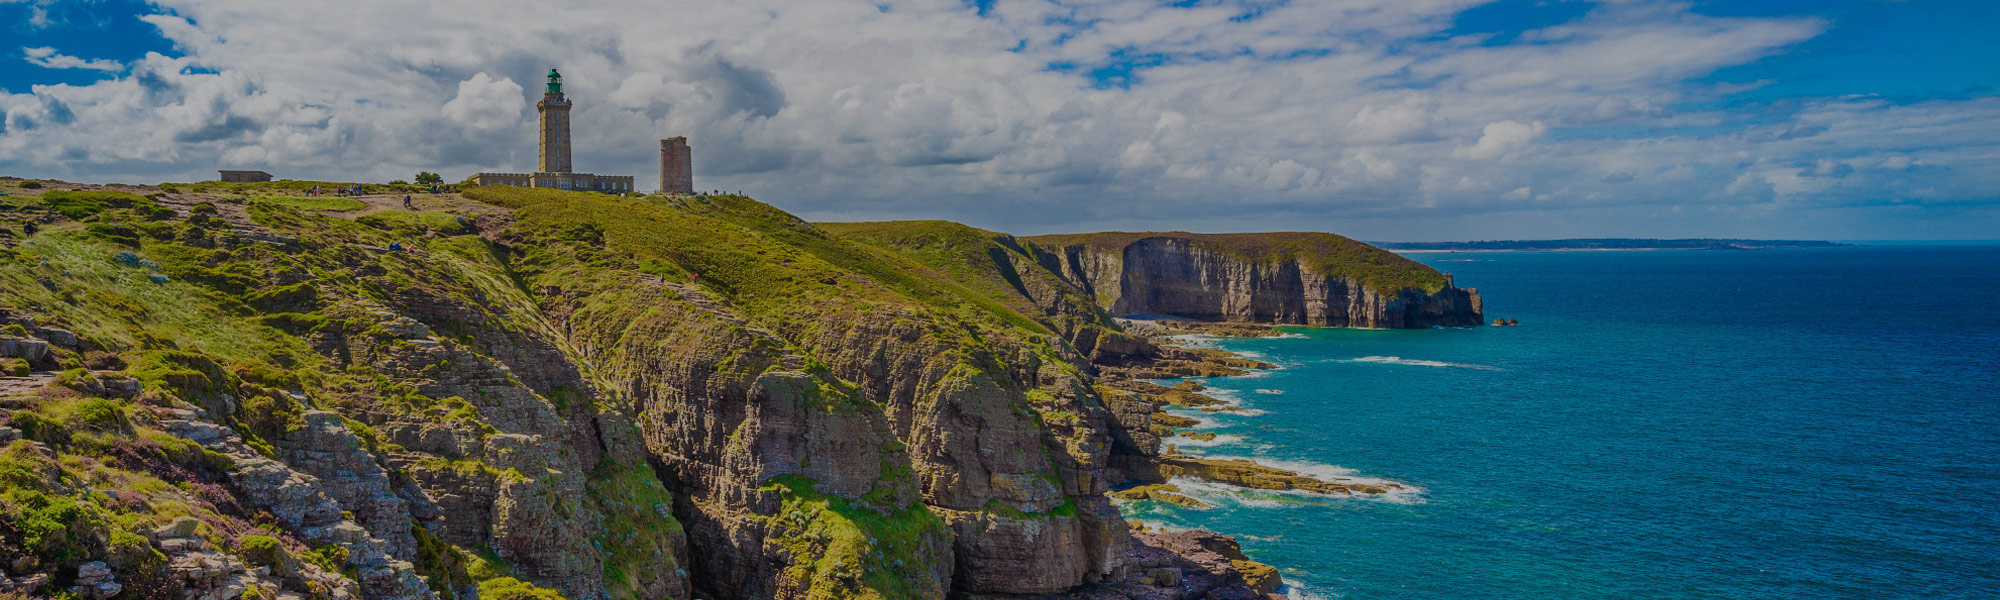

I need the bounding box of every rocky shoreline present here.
[1071,318,1417,599]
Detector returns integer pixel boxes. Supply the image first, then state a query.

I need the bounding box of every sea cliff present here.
[0,178,1470,600]
[1025,232,1484,328]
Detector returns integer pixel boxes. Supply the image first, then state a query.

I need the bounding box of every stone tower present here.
[537,69,573,173]
[659,137,693,194]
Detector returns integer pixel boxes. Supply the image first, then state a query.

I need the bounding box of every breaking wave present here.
[1167,433,1244,447]
[1348,355,1502,371]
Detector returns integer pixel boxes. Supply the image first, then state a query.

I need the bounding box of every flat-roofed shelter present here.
[219,170,273,183]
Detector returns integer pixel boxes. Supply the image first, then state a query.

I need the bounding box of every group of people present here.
[304,184,456,197]
[305,184,366,197]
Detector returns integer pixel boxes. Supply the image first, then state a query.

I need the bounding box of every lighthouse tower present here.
[472,67,633,193]
[537,69,573,174]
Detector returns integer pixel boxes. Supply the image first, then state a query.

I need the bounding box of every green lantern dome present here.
[546,69,562,93]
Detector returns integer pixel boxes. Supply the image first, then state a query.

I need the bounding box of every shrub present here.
[239,393,304,442]
[20,181,42,189]
[2,323,26,337]
[478,577,565,600]
[129,350,236,404]
[86,223,144,248]
[3,489,103,565]
[66,398,132,433]
[40,190,136,219]
[8,410,70,445]
[2,358,28,377]
[301,544,349,574]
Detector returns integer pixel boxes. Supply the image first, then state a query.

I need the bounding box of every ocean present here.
[1116,244,2000,599]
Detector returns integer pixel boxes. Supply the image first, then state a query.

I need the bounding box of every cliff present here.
[0,178,1454,600]
[1023,232,1483,328]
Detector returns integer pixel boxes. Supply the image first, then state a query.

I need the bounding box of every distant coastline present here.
[1373,238,1849,252]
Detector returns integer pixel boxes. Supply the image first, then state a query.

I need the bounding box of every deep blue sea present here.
[1118,244,2000,599]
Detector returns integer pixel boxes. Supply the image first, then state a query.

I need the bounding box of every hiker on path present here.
[403,195,414,209]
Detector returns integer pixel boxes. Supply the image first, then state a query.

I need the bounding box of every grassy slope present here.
[818,220,1113,334]
[466,186,1068,352]
[1025,231,1452,294]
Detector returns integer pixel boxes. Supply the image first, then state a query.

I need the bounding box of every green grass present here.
[0,233,307,360]
[249,196,367,212]
[357,210,475,236]
[477,577,565,600]
[461,187,1066,382]
[35,190,154,219]
[820,220,1114,334]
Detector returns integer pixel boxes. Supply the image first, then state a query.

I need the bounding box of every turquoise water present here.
[1117,245,2000,599]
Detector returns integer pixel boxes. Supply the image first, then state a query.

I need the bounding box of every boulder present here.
[0,337,49,362]
[31,327,79,348]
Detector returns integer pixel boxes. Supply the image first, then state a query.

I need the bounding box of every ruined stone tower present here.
[537,69,573,173]
[659,137,693,194]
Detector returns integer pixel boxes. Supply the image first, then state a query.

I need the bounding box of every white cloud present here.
[22,46,124,71]
[1454,120,1547,161]
[0,0,1995,240]
[441,73,524,131]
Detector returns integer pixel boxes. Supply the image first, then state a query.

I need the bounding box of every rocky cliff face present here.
[1030,233,1484,328]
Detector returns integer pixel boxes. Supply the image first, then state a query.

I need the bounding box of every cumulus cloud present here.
[22,46,123,71]
[1454,120,1547,161]
[441,73,524,131]
[0,0,1996,240]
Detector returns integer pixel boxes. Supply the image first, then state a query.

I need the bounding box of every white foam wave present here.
[1281,579,1333,600]
[1159,408,1221,430]
[1199,387,1243,402]
[1213,408,1268,417]
[1166,433,1244,447]
[1348,355,1501,371]
[1255,389,1284,395]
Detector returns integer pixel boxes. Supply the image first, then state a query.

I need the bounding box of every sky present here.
[1,0,1996,241]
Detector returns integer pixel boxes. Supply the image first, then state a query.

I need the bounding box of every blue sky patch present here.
[2,0,179,91]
